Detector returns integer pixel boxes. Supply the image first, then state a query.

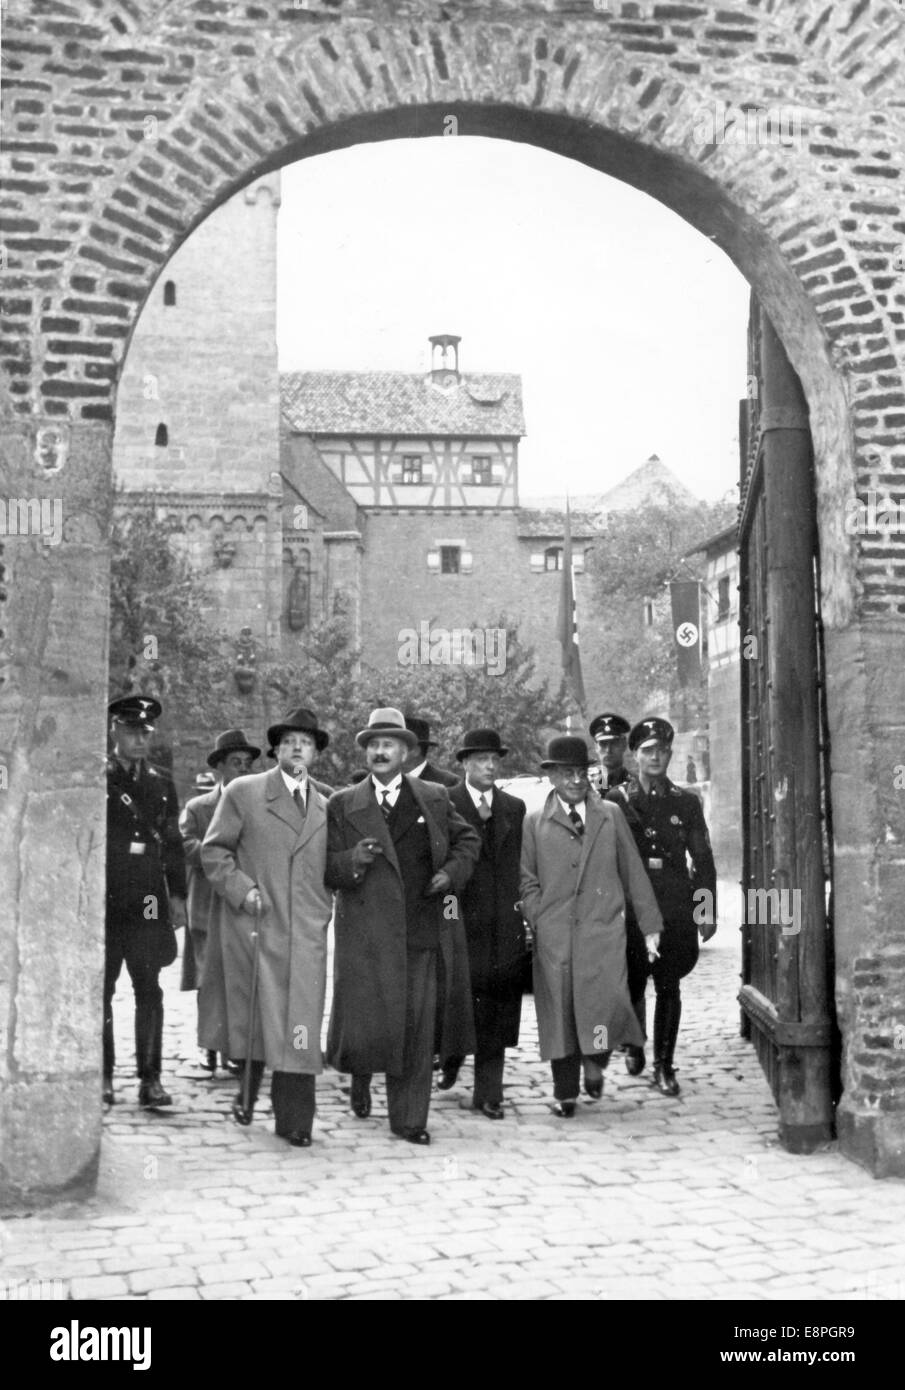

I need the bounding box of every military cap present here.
[108,694,161,727]
[589,712,631,742]
[628,716,675,753]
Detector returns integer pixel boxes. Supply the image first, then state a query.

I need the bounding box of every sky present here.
[276,137,750,504]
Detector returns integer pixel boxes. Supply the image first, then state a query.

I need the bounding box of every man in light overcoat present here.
[201,706,333,1147]
[520,735,663,1116]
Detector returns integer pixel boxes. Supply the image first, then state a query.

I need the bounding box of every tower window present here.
[717,574,731,621]
[440,545,461,575]
[155,423,168,447]
[163,280,176,306]
[471,456,492,485]
[401,455,423,485]
[544,546,563,572]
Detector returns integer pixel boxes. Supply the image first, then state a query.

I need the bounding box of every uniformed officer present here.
[589,711,632,791]
[104,695,187,1109]
[606,717,717,1097]
[589,711,647,1076]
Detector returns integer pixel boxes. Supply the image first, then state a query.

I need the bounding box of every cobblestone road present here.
[3,884,904,1302]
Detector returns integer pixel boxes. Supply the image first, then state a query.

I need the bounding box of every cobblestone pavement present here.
[3,884,905,1302]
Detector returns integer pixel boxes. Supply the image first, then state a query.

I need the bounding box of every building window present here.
[544,546,563,572]
[155,423,168,447]
[440,545,461,575]
[401,455,423,484]
[717,575,731,621]
[471,456,492,485]
[163,280,176,307]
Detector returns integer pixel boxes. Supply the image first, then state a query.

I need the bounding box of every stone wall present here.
[2,0,905,1195]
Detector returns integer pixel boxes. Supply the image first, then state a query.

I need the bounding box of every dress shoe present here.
[102,1078,115,1106]
[584,1079,603,1100]
[402,1128,431,1145]
[625,1046,646,1076]
[287,1131,312,1147]
[552,1100,576,1118]
[653,1063,680,1097]
[201,1050,217,1072]
[436,1065,459,1091]
[350,1077,372,1118]
[138,1079,172,1109]
[458,1097,504,1119]
[231,1099,254,1126]
[224,1058,242,1075]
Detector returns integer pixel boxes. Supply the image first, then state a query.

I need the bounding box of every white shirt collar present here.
[281,768,308,803]
[466,780,491,809]
[372,772,403,802]
[557,795,586,823]
[408,758,427,779]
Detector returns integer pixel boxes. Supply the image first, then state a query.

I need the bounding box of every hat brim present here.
[356,727,419,750]
[456,745,508,761]
[267,724,329,752]
[207,743,261,767]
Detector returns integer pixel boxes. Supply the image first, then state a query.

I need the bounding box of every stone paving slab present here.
[3,886,904,1301]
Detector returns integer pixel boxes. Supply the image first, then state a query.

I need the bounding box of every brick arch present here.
[3,2,905,1197]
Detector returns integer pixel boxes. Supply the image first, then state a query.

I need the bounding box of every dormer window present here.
[401,455,423,485]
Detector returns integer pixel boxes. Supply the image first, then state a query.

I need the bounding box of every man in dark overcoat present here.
[180,729,259,1073]
[104,695,187,1109]
[403,713,474,1090]
[201,706,333,1146]
[446,729,527,1119]
[606,717,717,1097]
[326,708,480,1144]
[589,710,648,1077]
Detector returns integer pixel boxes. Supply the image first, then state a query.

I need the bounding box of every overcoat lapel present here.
[345,774,401,877]
[406,775,448,873]
[264,766,302,837]
[490,787,511,858]
[293,784,327,855]
[576,796,606,887]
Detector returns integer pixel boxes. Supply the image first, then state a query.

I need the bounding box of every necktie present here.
[380,789,392,820]
[477,794,492,822]
[293,786,306,818]
[568,805,584,837]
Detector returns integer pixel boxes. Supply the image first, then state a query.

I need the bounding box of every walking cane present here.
[241,899,263,1117]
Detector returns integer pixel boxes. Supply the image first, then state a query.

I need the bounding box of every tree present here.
[585,497,736,722]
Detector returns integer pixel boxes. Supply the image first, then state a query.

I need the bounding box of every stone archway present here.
[3,3,904,1197]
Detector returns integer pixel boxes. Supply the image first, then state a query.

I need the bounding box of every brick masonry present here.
[1,1,905,1194]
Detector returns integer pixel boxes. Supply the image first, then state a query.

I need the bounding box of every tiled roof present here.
[516,508,599,539]
[281,371,524,438]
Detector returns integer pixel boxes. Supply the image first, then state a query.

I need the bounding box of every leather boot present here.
[652,989,681,1097]
[625,995,646,1075]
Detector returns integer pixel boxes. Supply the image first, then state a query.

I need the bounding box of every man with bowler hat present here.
[104,694,187,1109]
[520,735,662,1116]
[180,729,259,1074]
[201,707,333,1146]
[589,710,648,1075]
[446,729,527,1119]
[607,717,717,1097]
[326,708,480,1144]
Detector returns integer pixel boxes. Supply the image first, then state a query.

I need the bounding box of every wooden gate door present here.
[738,296,840,1153]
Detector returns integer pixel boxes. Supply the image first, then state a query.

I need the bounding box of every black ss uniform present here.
[606,777,716,1075]
[104,758,187,1083]
[594,768,648,1033]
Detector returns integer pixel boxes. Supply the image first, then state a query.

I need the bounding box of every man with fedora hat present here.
[104,694,187,1109]
[201,706,333,1146]
[589,710,648,1076]
[325,708,480,1144]
[403,714,460,788]
[445,729,527,1119]
[264,706,335,799]
[520,734,663,1116]
[607,717,717,1097]
[180,729,260,1073]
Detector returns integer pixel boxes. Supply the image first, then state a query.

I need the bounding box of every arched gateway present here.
[2,2,904,1197]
